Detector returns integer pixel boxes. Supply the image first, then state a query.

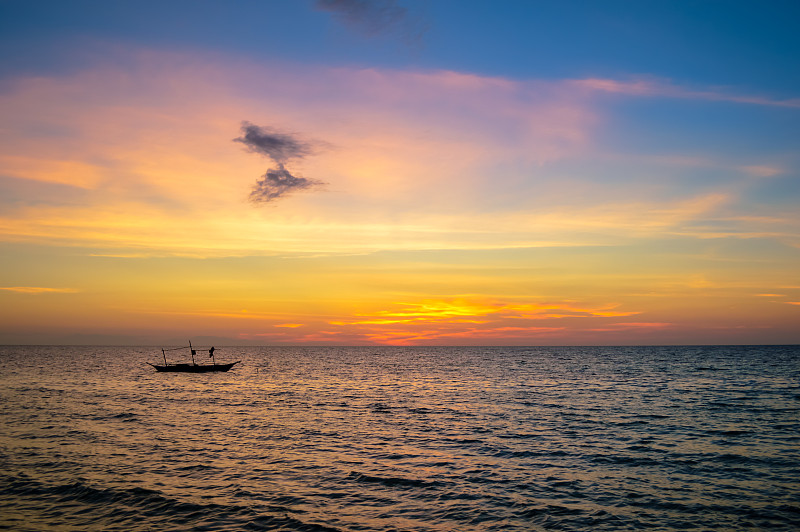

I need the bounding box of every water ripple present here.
[1,345,798,531]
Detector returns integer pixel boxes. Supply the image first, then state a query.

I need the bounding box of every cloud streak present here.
[324,296,651,345]
[233,122,324,203]
[0,286,79,294]
[574,78,800,108]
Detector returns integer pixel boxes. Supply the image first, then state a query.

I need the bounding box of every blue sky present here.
[2,1,798,88]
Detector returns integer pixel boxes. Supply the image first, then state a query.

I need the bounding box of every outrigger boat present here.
[149,341,241,373]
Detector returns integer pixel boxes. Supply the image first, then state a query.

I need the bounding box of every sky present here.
[0,0,798,346]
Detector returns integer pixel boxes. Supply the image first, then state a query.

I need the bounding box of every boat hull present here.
[149,361,240,373]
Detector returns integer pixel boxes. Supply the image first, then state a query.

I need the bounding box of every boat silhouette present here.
[149,341,241,372]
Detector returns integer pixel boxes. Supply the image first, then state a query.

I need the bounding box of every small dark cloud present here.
[234,122,324,203]
[249,164,322,204]
[234,121,313,164]
[315,0,426,45]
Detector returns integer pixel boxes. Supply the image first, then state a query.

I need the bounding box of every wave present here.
[347,471,441,489]
[2,345,799,531]
[0,473,343,531]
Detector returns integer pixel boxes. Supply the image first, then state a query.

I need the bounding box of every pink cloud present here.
[0,49,602,254]
[740,165,782,178]
[1,48,796,259]
[573,77,800,108]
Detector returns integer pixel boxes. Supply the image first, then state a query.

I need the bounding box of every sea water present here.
[0,345,798,531]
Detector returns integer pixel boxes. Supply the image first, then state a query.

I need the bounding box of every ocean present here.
[0,345,798,531]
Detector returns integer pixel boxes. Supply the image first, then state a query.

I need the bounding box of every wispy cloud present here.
[740,165,783,178]
[0,286,79,294]
[360,325,567,345]
[355,299,641,322]
[574,77,800,108]
[328,298,642,344]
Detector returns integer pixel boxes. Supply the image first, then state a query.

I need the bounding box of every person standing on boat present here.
[209,346,215,357]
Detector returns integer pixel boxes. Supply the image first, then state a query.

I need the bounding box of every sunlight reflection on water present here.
[1,345,799,530]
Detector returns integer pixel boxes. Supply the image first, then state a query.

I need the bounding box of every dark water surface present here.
[1,345,798,531]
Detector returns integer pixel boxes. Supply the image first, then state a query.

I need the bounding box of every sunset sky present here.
[1,0,798,345]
